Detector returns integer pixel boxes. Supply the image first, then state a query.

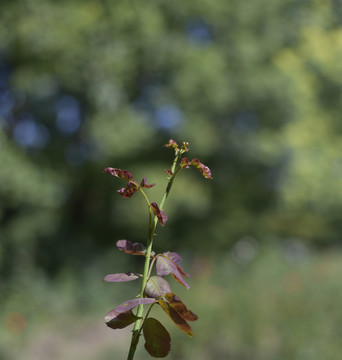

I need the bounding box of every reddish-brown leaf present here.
[164,139,178,150]
[180,157,190,169]
[158,299,193,337]
[104,167,133,181]
[116,240,155,256]
[164,293,198,321]
[116,239,145,255]
[150,202,168,226]
[190,159,213,179]
[118,181,139,198]
[140,177,156,188]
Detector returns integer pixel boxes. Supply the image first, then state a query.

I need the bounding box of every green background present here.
[1,0,342,359]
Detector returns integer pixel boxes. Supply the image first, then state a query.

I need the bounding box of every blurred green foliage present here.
[3,247,342,360]
[1,0,342,358]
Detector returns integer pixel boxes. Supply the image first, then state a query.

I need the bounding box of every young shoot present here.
[103,139,213,359]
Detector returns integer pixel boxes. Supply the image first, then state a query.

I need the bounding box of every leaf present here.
[145,276,171,299]
[156,254,190,289]
[117,181,139,198]
[140,177,155,188]
[150,202,168,226]
[164,139,178,150]
[158,299,193,337]
[116,239,156,257]
[113,298,156,314]
[116,239,145,254]
[164,169,173,176]
[104,167,133,181]
[143,317,171,358]
[105,310,139,330]
[180,157,190,169]
[164,293,198,321]
[117,239,142,255]
[104,272,140,282]
[156,256,169,277]
[190,159,213,179]
[163,252,188,274]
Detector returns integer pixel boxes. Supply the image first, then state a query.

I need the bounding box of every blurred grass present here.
[1,244,342,360]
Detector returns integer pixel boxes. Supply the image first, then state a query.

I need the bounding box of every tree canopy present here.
[1,0,342,287]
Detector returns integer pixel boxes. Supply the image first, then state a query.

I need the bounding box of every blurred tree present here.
[271,22,342,244]
[0,0,341,292]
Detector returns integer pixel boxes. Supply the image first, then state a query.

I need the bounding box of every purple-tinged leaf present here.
[145,276,172,299]
[164,139,178,150]
[118,181,139,198]
[114,298,156,314]
[104,272,140,282]
[140,177,156,188]
[156,255,190,289]
[180,157,190,169]
[143,317,171,358]
[116,240,155,256]
[190,159,213,179]
[164,293,198,322]
[163,252,182,268]
[105,310,139,330]
[158,299,193,337]
[150,202,167,226]
[164,169,173,176]
[156,257,171,277]
[170,274,189,289]
[116,239,145,255]
[104,167,133,181]
[163,252,189,277]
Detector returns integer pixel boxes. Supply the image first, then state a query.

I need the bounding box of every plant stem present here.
[126,152,181,360]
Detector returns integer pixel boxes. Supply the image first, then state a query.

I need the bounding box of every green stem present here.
[136,302,155,339]
[126,152,181,360]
